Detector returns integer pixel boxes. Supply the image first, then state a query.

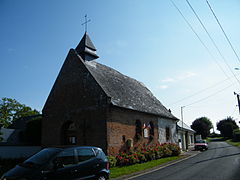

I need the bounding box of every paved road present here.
[129,142,240,180]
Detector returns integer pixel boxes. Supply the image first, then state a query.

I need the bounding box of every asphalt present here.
[112,147,200,180]
[124,142,240,180]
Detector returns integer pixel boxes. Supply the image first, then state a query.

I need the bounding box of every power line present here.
[168,73,240,106]
[169,0,229,79]
[206,0,240,65]
[184,82,235,107]
[185,0,240,86]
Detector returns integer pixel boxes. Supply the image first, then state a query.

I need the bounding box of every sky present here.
[1,0,240,131]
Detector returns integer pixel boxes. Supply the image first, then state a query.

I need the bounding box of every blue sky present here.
[1,0,240,130]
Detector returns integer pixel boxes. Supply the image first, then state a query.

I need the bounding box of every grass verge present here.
[110,156,181,179]
[226,139,240,147]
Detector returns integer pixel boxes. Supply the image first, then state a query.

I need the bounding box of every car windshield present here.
[22,148,62,167]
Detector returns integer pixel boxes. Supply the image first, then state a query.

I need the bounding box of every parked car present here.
[194,140,208,151]
[1,146,109,180]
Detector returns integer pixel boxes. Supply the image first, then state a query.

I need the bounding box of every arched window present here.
[149,121,154,136]
[62,121,77,145]
[166,127,170,141]
[135,120,142,138]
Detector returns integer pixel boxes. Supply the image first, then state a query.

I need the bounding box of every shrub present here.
[167,143,181,156]
[108,156,117,168]
[233,129,240,142]
[114,143,180,167]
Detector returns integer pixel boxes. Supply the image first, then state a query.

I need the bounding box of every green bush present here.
[233,129,240,142]
[114,143,180,167]
[108,156,117,167]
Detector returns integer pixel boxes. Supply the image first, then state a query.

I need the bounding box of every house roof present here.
[81,57,177,120]
[177,121,195,132]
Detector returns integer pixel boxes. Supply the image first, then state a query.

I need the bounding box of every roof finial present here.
[81,14,91,33]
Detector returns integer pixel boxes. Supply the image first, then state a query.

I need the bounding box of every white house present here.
[177,121,195,151]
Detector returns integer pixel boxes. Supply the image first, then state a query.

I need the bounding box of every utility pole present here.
[234,92,240,115]
[181,106,185,150]
[181,106,185,130]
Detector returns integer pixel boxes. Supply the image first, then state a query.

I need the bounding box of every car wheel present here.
[97,175,106,180]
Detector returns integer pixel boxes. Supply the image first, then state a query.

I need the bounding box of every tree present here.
[0,97,39,127]
[191,117,213,139]
[217,117,239,138]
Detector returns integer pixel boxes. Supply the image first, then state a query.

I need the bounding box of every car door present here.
[48,148,79,180]
[72,147,99,179]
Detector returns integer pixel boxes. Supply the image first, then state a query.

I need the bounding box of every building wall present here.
[158,118,178,144]
[42,49,108,152]
[106,107,159,155]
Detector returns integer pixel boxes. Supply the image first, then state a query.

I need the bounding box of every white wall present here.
[158,118,178,144]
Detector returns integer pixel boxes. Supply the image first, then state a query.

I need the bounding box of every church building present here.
[42,32,178,155]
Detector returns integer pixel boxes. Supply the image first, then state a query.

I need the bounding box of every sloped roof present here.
[177,121,195,132]
[82,58,177,120]
[76,32,96,51]
[75,32,99,60]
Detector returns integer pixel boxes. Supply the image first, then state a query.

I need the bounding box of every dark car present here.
[1,146,109,180]
[194,140,208,151]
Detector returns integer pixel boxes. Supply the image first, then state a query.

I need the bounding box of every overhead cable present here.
[169,0,229,79]
[185,0,240,86]
[206,0,240,65]
[184,82,235,107]
[168,73,240,106]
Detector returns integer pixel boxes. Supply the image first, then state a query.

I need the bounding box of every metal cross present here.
[81,14,91,32]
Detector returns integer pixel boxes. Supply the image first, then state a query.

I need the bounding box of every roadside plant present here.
[114,143,180,167]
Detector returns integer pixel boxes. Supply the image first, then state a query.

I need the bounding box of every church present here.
[42,32,178,155]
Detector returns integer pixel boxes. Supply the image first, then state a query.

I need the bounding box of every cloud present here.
[161,78,175,82]
[160,71,197,84]
[158,85,168,89]
[177,72,197,80]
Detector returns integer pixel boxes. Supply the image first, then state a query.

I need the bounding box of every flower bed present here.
[109,143,180,167]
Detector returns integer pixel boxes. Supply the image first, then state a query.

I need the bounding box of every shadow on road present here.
[194,152,240,164]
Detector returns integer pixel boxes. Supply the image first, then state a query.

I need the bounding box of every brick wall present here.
[106,106,159,155]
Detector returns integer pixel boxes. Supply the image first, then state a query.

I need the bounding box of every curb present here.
[111,151,200,180]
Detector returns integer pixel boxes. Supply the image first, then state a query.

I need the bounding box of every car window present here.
[55,149,78,167]
[23,148,61,167]
[77,148,95,163]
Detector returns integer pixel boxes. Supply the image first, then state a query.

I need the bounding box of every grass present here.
[110,156,181,179]
[226,139,240,147]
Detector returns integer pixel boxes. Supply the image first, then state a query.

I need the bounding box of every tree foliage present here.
[191,117,213,139]
[217,117,239,138]
[0,97,39,127]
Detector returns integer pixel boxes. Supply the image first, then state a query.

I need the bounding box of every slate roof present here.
[177,121,195,132]
[75,32,99,60]
[82,58,178,120]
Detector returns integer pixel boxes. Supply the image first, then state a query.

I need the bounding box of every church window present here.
[122,135,126,143]
[62,121,77,145]
[166,127,171,141]
[135,120,142,139]
[149,121,154,136]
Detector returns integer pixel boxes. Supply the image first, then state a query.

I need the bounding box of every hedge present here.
[108,143,180,167]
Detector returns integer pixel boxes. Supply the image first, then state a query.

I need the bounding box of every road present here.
[128,141,240,180]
